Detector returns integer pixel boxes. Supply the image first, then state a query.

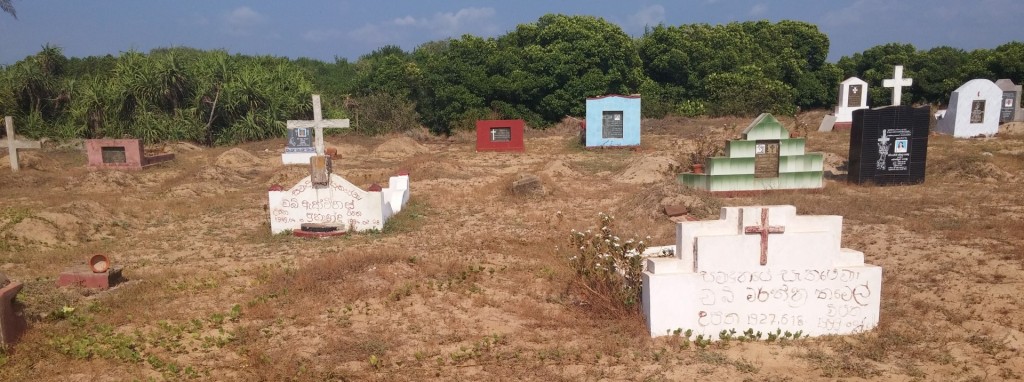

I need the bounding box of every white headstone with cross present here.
[642,205,882,338]
[282,95,350,165]
[2,116,42,172]
[883,65,913,106]
[834,77,870,124]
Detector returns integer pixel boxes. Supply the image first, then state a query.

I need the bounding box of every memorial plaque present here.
[101,147,127,164]
[970,100,986,124]
[848,105,929,185]
[753,140,780,178]
[286,127,315,153]
[490,127,511,142]
[847,84,863,107]
[1002,91,1017,123]
[602,111,624,139]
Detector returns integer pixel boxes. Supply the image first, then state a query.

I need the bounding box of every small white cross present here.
[2,116,41,172]
[883,65,913,106]
[286,95,350,155]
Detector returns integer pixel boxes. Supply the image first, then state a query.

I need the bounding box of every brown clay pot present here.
[692,163,705,174]
[89,254,110,273]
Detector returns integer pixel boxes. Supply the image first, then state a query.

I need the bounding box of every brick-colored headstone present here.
[0,278,26,348]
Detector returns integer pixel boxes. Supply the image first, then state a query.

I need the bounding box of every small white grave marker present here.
[642,205,882,338]
[282,95,350,165]
[2,116,41,172]
[883,65,913,106]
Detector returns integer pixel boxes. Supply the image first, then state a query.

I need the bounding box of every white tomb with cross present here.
[883,65,913,106]
[642,205,882,338]
[2,116,41,172]
[282,95,350,165]
[834,77,870,126]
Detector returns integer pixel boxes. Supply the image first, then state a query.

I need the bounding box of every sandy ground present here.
[0,113,1023,381]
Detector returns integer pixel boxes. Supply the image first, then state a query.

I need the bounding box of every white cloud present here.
[748,4,768,17]
[326,6,498,45]
[223,6,267,36]
[628,5,666,28]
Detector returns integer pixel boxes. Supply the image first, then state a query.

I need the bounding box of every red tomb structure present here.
[85,139,175,170]
[476,120,525,152]
[0,276,26,348]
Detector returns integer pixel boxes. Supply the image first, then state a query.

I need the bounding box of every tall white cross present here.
[883,65,913,106]
[2,116,41,172]
[286,95,350,155]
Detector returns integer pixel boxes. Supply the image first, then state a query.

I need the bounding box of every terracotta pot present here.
[691,163,705,174]
[89,254,110,273]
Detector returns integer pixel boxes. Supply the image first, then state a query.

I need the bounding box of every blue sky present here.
[1,0,1022,65]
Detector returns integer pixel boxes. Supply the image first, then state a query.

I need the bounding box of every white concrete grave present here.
[2,116,41,172]
[936,79,1003,138]
[282,95,350,165]
[642,205,882,338]
[835,77,870,125]
[268,173,410,234]
[883,65,913,106]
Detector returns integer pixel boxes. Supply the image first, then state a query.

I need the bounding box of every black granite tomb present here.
[847,105,930,185]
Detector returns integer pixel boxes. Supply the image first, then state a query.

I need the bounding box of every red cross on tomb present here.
[743,208,785,266]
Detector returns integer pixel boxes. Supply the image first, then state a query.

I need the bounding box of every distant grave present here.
[643,205,882,339]
[269,172,410,235]
[847,105,930,185]
[85,139,175,170]
[2,116,41,172]
[832,77,870,130]
[584,95,641,148]
[936,79,1002,138]
[282,94,349,165]
[476,119,525,152]
[678,114,823,193]
[996,79,1023,123]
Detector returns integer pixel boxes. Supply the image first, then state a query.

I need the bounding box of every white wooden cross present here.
[2,116,41,172]
[286,95,350,155]
[883,65,913,106]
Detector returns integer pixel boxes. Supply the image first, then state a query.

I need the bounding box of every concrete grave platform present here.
[643,205,882,338]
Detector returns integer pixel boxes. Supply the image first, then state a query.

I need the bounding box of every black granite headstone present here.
[847,105,930,185]
[1002,91,1017,123]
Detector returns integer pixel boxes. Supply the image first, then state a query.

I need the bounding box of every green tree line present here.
[1,14,1021,144]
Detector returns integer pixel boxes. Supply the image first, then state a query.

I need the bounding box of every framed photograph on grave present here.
[475,119,525,152]
[754,140,780,178]
[970,100,986,124]
[602,111,624,139]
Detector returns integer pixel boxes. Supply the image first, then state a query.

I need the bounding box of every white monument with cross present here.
[2,116,42,172]
[883,65,913,106]
[642,205,882,338]
[281,94,350,165]
[834,77,870,128]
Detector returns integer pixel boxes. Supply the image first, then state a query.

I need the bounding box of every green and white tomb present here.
[678,114,824,192]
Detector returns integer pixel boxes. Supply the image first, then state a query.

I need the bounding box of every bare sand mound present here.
[3,200,123,247]
[214,148,262,169]
[1000,122,1024,136]
[0,151,44,170]
[372,136,429,158]
[617,155,678,184]
[64,170,141,193]
[540,160,580,178]
[329,143,369,157]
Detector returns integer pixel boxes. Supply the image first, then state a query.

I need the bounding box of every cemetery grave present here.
[1,116,41,172]
[0,112,1023,381]
[85,138,176,170]
[936,79,1003,138]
